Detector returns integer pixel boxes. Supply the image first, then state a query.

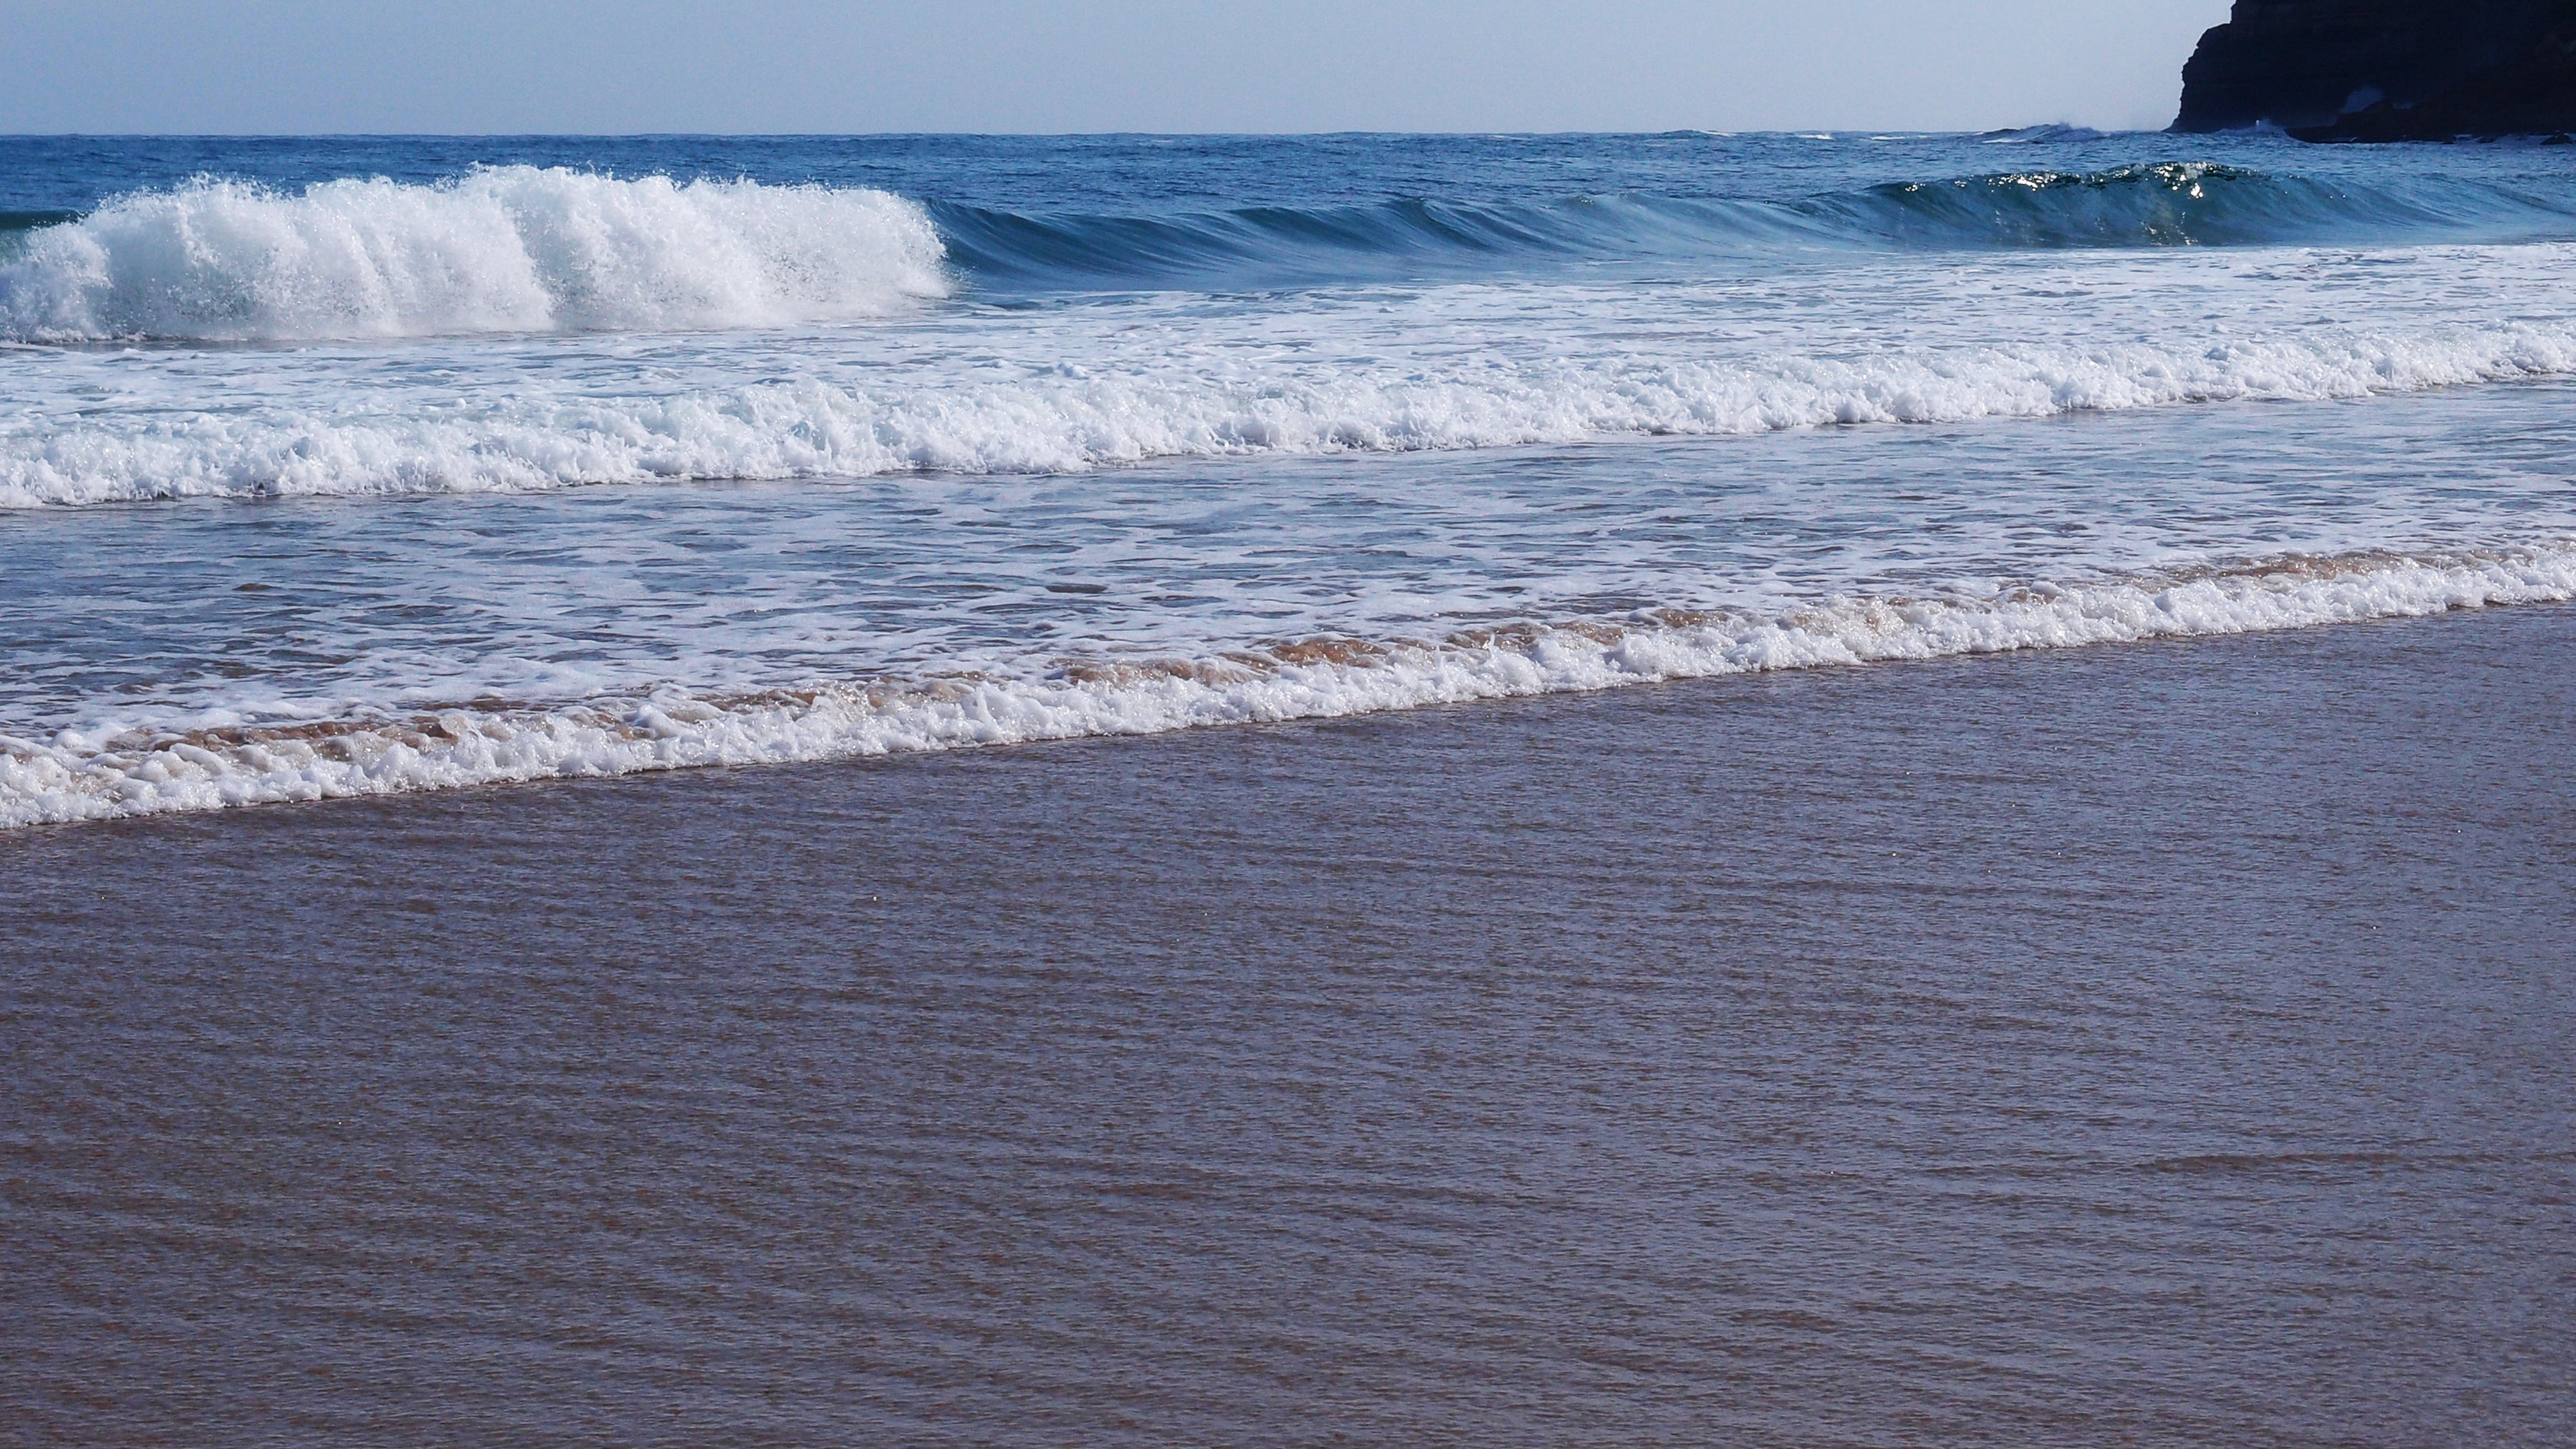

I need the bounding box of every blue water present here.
[3,132,2574,825]
[12,132,2576,286]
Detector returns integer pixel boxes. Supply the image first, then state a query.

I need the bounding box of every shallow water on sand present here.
[7,604,2571,1447]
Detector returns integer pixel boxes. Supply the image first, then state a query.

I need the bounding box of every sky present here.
[1,1,2234,135]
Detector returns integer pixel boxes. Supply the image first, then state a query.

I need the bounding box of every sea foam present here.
[6,545,2569,829]
[0,168,949,342]
[7,319,2575,507]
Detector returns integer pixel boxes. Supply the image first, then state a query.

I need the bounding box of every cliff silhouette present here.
[2172,0,2576,140]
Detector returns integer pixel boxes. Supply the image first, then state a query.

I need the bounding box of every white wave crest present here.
[7,321,2576,508]
[0,168,950,342]
[6,545,2569,829]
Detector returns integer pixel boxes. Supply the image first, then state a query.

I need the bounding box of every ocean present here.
[6,132,2576,1446]
[4,130,2574,825]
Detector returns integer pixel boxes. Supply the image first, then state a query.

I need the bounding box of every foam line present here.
[10,319,2576,509]
[6,545,2569,828]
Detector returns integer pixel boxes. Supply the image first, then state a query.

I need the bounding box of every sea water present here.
[4,131,2574,826]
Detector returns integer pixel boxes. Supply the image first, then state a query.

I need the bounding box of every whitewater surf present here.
[2,130,2572,825]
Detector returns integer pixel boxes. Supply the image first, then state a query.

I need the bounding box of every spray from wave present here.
[6,544,2570,829]
[0,167,950,342]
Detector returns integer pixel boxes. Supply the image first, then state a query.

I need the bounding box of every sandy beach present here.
[8,604,2572,1446]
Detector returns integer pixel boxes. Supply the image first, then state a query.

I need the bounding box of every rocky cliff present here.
[2172,0,2576,140]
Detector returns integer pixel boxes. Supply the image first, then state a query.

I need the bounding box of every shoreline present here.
[9,544,2575,831]
[7,601,2572,1445]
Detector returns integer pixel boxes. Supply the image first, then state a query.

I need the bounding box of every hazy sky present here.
[2,1,2232,134]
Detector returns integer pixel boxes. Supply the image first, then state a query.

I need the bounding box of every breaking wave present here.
[7,544,2570,828]
[6,163,2571,339]
[0,168,949,342]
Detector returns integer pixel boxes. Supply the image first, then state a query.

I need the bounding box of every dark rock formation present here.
[2172,1,2576,140]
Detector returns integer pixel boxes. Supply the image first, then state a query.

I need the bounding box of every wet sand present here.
[7,605,2574,1447]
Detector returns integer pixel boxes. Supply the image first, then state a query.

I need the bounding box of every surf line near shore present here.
[7,545,2571,829]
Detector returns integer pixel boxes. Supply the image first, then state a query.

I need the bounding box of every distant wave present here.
[941,164,2576,289]
[0,168,949,342]
[8,543,2570,828]
[1981,124,2110,144]
[7,318,2573,508]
